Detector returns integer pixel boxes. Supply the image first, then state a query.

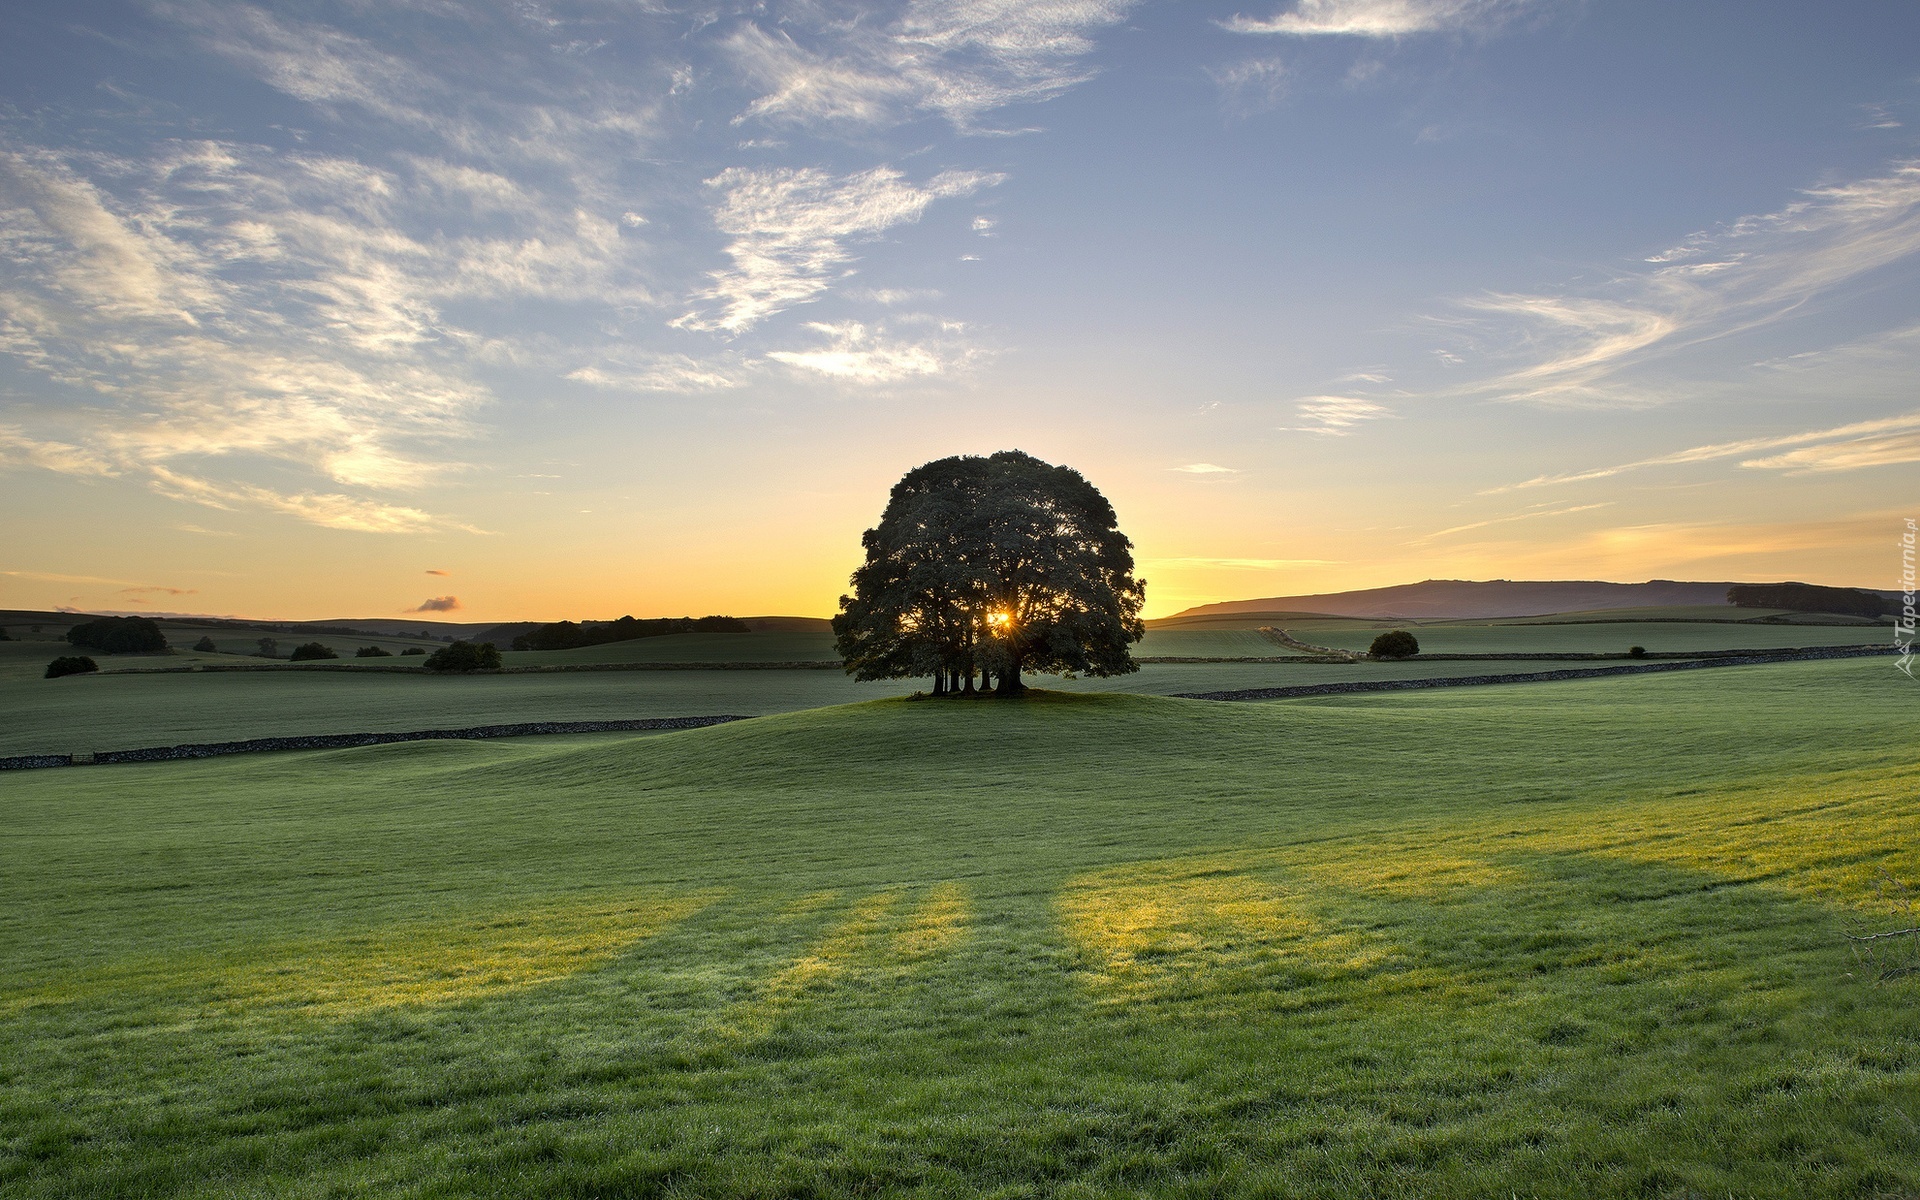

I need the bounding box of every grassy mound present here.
[2,661,1917,1196]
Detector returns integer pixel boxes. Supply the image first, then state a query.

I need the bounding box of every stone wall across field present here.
[0,715,748,771]
[1174,644,1898,703]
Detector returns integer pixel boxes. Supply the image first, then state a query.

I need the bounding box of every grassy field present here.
[2,656,1917,1196]
[8,628,1858,758]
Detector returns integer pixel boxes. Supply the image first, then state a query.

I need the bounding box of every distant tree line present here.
[509,615,749,652]
[834,451,1145,696]
[66,616,167,654]
[1728,583,1887,618]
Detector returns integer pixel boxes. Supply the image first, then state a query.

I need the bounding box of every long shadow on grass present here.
[4,856,1916,1198]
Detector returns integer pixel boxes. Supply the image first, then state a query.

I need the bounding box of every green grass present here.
[2,657,1917,1196]
[7,640,1796,759]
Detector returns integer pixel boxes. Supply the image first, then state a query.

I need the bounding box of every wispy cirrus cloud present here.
[1286,395,1395,434]
[727,0,1137,133]
[1457,160,1920,406]
[675,166,1001,333]
[1222,0,1536,37]
[1488,410,1920,493]
[1171,462,1239,473]
[766,319,980,382]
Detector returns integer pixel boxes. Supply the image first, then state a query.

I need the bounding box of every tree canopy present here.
[66,616,167,654]
[833,450,1145,696]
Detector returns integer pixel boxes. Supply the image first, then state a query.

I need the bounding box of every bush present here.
[1628,645,1647,658]
[192,635,218,652]
[510,615,751,652]
[424,641,502,672]
[256,637,279,657]
[0,628,11,641]
[1369,630,1420,659]
[46,656,99,679]
[400,647,427,656]
[66,616,167,654]
[355,645,394,657]
[288,642,339,661]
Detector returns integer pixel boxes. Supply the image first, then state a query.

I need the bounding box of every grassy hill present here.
[1,656,1914,1196]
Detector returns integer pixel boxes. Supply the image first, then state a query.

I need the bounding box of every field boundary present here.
[1173,644,1897,702]
[0,715,750,772]
[77,641,1894,677]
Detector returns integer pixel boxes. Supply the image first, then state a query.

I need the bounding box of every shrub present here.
[256,637,279,657]
[400,647,427,656]
[1628,645,1647,658]
[424,641,502,672]
[355,645,394,657]
[46,656,99,679]
[288,642,339,661]
[1369,630,1420,659]
[0,627,11,641]
[66,615,167,654]
[192,635,218,652]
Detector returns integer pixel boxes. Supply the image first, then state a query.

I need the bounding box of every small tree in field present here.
[834,450,1145,696]
[424,641,502,671]
[46,656,98,679]
[192,636,218,652]
[1369,630,1419,659]
[288,642,338,661]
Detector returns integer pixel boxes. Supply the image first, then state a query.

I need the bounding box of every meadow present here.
[2,655,1916,1197]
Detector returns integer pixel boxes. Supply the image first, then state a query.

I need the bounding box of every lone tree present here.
[834,450,1146,696]
[1369,629,1419,659]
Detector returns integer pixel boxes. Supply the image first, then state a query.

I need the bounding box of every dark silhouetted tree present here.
[834,451,1145,696]
[46,655,98,679]
[192,635,218,652]
[66,616,167,654]
[288,642,338,661]
[355,645,393,657]
[256,637,279,657]
[1369,630,1419,659]
[424,641,502,671]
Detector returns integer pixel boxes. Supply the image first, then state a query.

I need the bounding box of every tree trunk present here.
[996,656,1024,696]
[932,671,946,696]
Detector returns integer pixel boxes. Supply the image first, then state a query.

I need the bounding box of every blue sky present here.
[3,0,1918,619]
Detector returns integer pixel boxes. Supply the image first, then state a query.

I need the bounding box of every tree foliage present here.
[1369,630,1420,659]
[510,615,749,652]
[424,641,502,671]
[66,616,167,654]
[46,655,99,679]
[355,645,394,657]
[1727,582,1887,618]
[192,636,218,652]
[833,451,1145,696]
[288,642,339,661]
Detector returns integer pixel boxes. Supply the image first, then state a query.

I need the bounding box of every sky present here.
[3,0,1919,621]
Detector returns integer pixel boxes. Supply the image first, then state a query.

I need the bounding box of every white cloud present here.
[1171,462,1238,473]
[1488,409,1920,493]
[567,356,743,393]
[766,320,977,382]
[1287,395,1394,434]
[1223,0,1534,37]
[728,0,1137,132]
[1460,160,1920,406]
[1209,58,1289,115]
[676,166,1002,333]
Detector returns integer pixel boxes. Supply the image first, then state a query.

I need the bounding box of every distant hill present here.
[1166,580,1762,622]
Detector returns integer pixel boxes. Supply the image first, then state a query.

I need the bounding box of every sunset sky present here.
[4,0,1918,621]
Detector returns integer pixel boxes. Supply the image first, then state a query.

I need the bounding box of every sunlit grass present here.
[1,657,1915,1197]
